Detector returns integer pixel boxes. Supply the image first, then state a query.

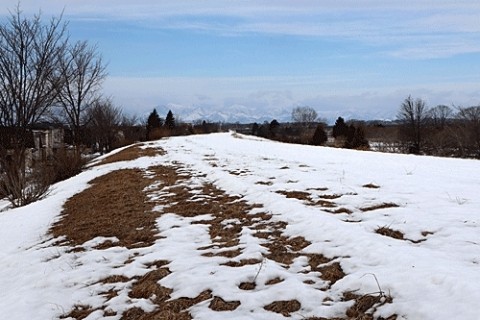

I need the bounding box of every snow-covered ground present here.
[1,132,479,319]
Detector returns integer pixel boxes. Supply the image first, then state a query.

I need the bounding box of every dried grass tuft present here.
[363,183,380,189]
[360,203,399,212]
[239,282,256,290]
[376,227,405,240]
[129,268,172,301]
[265,277,284,285]
[276,190,311,201]
[326,207,353,214]
[208,296,241,311]
[318,262,345,286]
[264,300,301,316]
[60,305,96,320]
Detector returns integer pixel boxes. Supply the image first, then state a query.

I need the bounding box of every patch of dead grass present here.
[50,168,157,248]
[319,194,342,200]
[376,227,405,240]
[264,300,301,317]
[276,190,311,201]
[99,145,165,165]
[343,291,395,320]
[363,183,380,189]
[222,258,263,267]
[209,296,241,311]
[326,207,353,214]
[239,282,256,290]
[318,262,345,286]
[60,305,97,320]
[265,277,284,285]
[360,203,399,212]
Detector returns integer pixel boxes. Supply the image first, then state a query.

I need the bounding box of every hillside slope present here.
[1,132,479,319]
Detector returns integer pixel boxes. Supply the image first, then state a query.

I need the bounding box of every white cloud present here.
[2,1,480,59]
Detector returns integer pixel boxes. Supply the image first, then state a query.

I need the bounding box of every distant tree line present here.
[396,95,480,158]
[145,108,221,141]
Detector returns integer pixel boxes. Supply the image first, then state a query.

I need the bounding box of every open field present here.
[1,132,479,319]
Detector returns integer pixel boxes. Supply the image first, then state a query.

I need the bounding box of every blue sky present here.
[2,1,480,122]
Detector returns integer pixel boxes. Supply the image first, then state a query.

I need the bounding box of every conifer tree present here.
[146,108,162,140]
[165,110,176,130]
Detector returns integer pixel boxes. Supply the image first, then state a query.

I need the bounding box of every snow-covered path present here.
[0,132,479,319]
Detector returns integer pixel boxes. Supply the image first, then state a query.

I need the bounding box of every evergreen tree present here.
[146,108,162,140]
[165,110,175,130]
[332,117,348,138]
[269,119,280,137]
[311,124,328,145]
[345,124,369,149]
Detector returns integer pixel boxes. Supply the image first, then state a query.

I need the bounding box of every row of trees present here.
[0,8,114,206]
[250,107,368,150]
[397,96,480,157]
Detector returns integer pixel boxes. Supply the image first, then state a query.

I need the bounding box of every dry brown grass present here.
[319,194,342,200]
[265,277,284,285]
[360,203,399,212]
[343,291,396,320]
[50,169,157,249]
[276,190,311,201]
[363,183,380,189]
[264,300,301,316]
[222,258,263,267]
[256,180,273,186]
[99,145,165,165]
[312,199,337,208]
[421,231,434,237]
[59,305,97,320]
[239,282,256,290]
[326,207,353,214]
[53,160,397,319]
[318,262,345,286]
[376,227,405,240]
[209,296,241,311]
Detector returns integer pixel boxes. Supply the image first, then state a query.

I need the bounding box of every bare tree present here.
[56,40,107,147]
[87,99,123,153]
[397,96,429,154]
[0,7,67,206]
[456,106,480,157]
[428,104,452,129]
[291,106,318,127]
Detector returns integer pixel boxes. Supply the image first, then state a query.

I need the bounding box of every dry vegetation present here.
[98,144,165,165]
[50,145,396,319]
[50,168,157,249]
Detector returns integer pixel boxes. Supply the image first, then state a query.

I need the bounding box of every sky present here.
[1,1,480,122]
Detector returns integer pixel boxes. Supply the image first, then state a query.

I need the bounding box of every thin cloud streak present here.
[2,1,480,59]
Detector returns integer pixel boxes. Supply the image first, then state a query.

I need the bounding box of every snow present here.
[1,132,480,319]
